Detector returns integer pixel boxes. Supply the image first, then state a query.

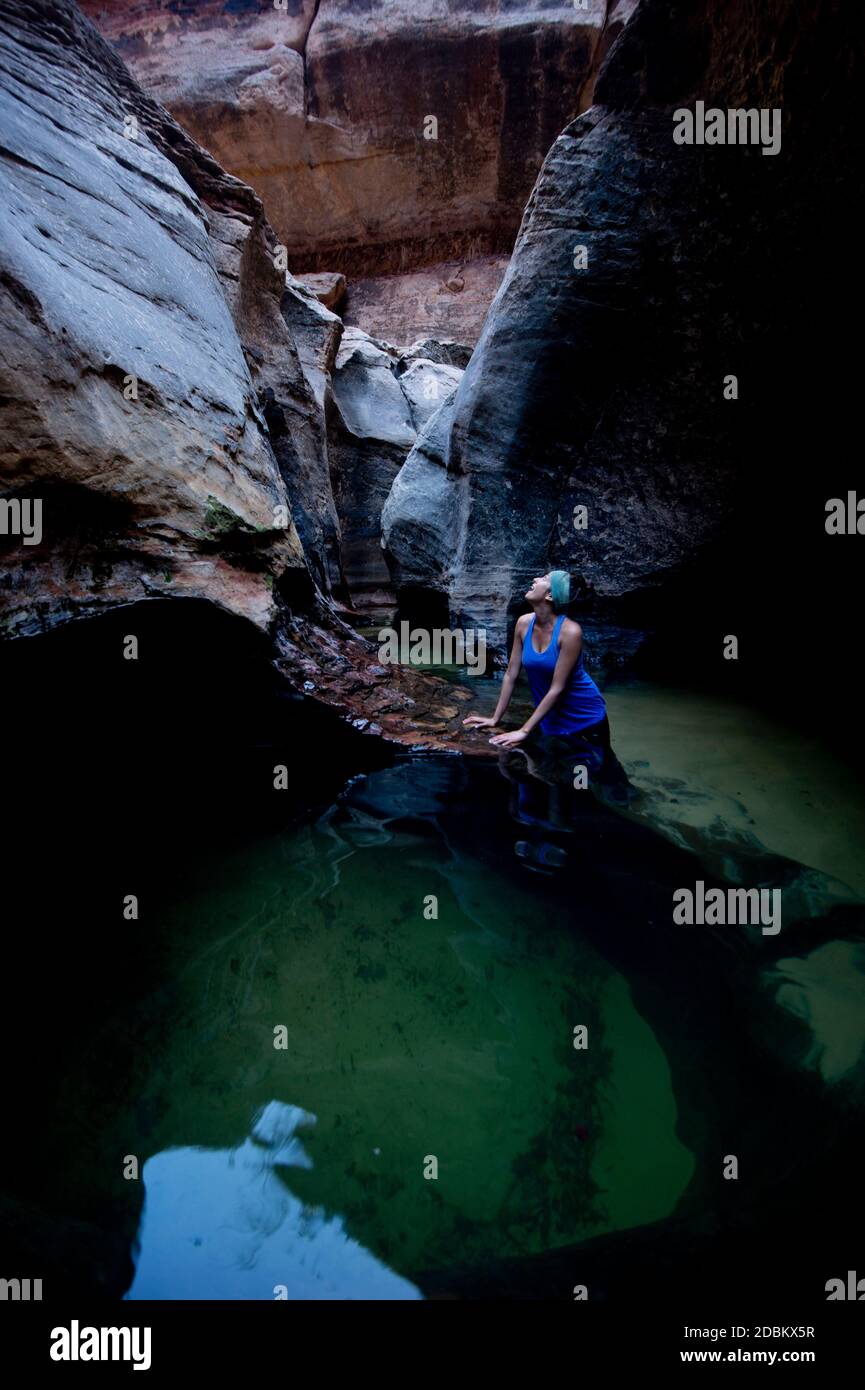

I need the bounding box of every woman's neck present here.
[531,602,555,625]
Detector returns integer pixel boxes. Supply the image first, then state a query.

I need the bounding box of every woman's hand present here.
[462,714,498,728]
[489,728,530,749]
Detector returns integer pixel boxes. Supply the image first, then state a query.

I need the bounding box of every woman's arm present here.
[462,616,527,727]
[490,621,582,746]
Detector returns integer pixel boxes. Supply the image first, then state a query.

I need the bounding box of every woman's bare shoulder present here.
[560,617,583,640]
[515,613,532,634]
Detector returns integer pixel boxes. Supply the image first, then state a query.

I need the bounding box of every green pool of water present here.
[42,676,865,1300]
[62,778,690,1298]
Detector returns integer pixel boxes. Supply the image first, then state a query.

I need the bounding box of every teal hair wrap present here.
[549,570,570,610]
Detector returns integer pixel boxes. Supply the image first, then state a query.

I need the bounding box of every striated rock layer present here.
[384,0,865,668]
[0,0,494,755]
[341,254,512,351]
[79,0,629,341]
[0,0,303,637]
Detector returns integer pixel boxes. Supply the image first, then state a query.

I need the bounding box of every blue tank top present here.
[522,614,606,735]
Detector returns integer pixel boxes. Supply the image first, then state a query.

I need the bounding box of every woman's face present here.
[525,573,551,603]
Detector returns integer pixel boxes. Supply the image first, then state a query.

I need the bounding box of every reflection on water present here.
[607,681,865,900]
[39,679,865,1299]
[106,757,695,1298]
[128,1102,421,1300]
[769,942,865,1085]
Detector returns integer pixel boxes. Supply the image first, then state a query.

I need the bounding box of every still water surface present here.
[52,679,865,1298]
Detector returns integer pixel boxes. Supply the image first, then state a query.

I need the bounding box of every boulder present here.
[328,329,462,612]
[294,271,347,312]
[399,338,473,372]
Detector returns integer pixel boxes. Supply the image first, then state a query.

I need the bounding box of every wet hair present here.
[548,570,570,612]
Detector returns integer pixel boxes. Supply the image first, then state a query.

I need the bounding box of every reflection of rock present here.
[614,771,862,929]
[502,745,864,930]
[110,769,692,1281]
[129,1101,422,1300]
[768,943,865,1088]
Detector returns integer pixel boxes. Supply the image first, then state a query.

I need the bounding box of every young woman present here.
[463,570,611,755]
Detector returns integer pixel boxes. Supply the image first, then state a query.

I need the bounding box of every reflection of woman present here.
[463,571,610,755]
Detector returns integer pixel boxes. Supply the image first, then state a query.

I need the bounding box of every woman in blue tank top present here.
[463,570,609,752]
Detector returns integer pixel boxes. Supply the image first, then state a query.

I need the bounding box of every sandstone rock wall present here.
[0,0,304,638]
[0,0,496,754]
[79,0,625,342]
[384,0,865,659]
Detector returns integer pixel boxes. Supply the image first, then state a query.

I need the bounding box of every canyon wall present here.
[0,0,491,753]
[6,0,860,733]
[383,0,865,668]
[79,0,631,344]
[0,0,304,639]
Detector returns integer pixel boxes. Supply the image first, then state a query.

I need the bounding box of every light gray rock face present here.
[0,0,305,638]
[381,396,461,596]
[204,210,348,599]
[398,359,463,436]
[399,339,473,372]
[328,329,462,613]
[333,330,416,451]
[0,0,469,644]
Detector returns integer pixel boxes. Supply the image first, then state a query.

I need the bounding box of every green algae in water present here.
[592,974,694,1229]
[53,764,694,1298]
